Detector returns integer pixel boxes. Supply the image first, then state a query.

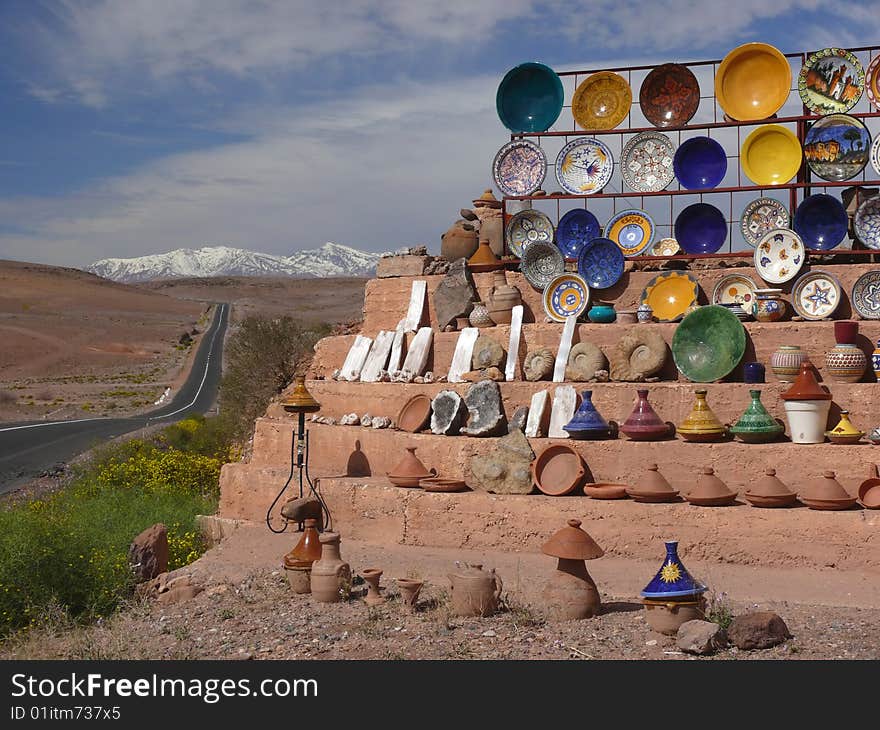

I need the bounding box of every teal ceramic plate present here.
[672,305,746,382]
[496,62,564,133]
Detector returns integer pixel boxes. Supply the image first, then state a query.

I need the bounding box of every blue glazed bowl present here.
[673,136,728,189]
[674,203,728,254]
[793,193,848,251]
[496,62,564,133]
[577,237,625,289]
[587,303,617,323]
[556,209,601,259]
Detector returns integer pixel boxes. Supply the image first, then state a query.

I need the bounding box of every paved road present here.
[0,302,229,493]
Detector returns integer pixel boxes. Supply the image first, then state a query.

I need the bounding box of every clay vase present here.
[744,468,799,508]
[637,303,654,323]
[448,563,503,617]
[310,532,352,603]
[780,361,832,444]
[799,470,858,510]
[677,389,727,442]
[469,301,494,328]
[770,345,807,382]
[626,463,680,502]
[620,389,674,441]
[441,221,478,261]
[872,339,880,380]
[826,322,867,382]
[388,446,435,487]
[361,568,385,606]
[541,519,604,620]
[282,518,322,594]
[396,578,423,611]
[563,390,618,439]
[729,389,785,443]
[752,289,786,322]
[487,270,521,325]
[685,467,737,506]
[468,239,502,272]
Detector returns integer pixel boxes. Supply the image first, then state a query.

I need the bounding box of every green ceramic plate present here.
[672,305,746,383]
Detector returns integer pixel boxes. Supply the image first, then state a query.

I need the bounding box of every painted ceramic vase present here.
[873,339,880,380]
[752,289,786,322]
[620,389,673,441]
[487,271,521,325]
[310,532,351,603]
[641,541,707,599]
[826,320,866,382]
[468,301,494,328]
[637,303,654,323]
[780,361,832,444]
[825,410,865,444]
[770,345,807,382]
[743,362,766,383]
[677,389,727,442]
[541,519,604,620]
[587,303,616,323]
[729,389,785,443]
[563,390,618,439]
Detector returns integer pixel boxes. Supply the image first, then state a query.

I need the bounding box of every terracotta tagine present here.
[858,465,880,509]
[620,389,675,441]
[826,410,865,444]
[744,468,799,508]
[397,578,424,611]
[361,568,385,606]
[469,301,494,328]
[487,270,522,325]
[799,470,858,511]
[780,361,832,444]
[677,389,727,442]
[563,390,618,439]
[684,466,737,506]
[626,463,680,502]
[541,519,604,620]
[282,517,322,594]
[729,389,785,443]
[441,220,479,262]
[468,238,503,273]
[310,532,352,603]
[641,541,707,635]
[387,446,436,487]
[448,563,503,617]
[770,345,807,382]
[826,321,867,383]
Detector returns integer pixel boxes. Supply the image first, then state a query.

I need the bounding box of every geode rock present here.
[472,335,505,370]
[461,379,506,437]
[430,390,468,435]
[508,406,529,434]
[469,429,535,495]
[433,258,477,330]
[340,413,359,426]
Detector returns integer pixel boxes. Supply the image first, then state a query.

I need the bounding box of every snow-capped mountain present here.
[86,243,380,283]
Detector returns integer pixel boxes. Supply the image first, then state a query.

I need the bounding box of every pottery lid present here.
[780,361,832,400]
[638,463,677,493]
[749,468,796,498]
[542,519,605,560]
[801,471,852,501]
[473,188,501,208]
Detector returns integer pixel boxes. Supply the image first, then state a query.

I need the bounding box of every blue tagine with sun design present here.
[641,541,707,599]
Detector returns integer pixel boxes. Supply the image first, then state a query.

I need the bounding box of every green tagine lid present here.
[729,389,785,443]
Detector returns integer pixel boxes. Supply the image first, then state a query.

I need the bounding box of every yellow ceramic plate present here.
[651,237,680,256]
[640,271,699,322]
[715,43,791,121]
[572,71,632,131]
[741,125,802,186]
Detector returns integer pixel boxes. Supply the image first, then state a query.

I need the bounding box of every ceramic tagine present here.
[541,519,604,620]
[448,563,503,617]
[684,467,738,506]
[752,288,786,322]
[387,446,436,487]
[625,463,680,502]
[563,390,618,439]
[282,518,323,594]
[468,238,503,272]
[825,321,867,383]
[729,389,785,443]
[310,532,352,603]
[677,389,727,442]
[826,410,865,444]
[487,270,522,325]
[780,361,832,444]
[799,470,858,511]
[620,389,675,441]
[640,541,707,636]
[744,468,799,508]
[770,345,807,382]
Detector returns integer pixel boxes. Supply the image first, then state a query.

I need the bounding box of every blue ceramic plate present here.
[496,62,564,133]
[674,203,728,254]
[577,237,625,290]
[673,136,727,189]
[793,194,848,250]
[556,209,601,259]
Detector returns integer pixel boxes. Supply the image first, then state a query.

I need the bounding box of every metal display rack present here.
[500,45,880,260]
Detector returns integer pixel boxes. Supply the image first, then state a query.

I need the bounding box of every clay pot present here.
[642,597,706,636]
[487,270,521,325]
[858,465,880,509]
[626,463,679,502]
[744,468,799,508]
[826,335,867,383]
[361,568,385,606]
[441,221,478,261]
[310,532,352,602]
[397,578,423,611]
[781,361,832,444]
[770,345,807,382]
[387,446,436,487]
[752,289,786,322]
[541,519,604,620]
[448,563,503,617]
[685,466,737,506]
[468,239,503,272]
[617,310,638,324]
[799,470,858,510]
[283,518,322,566]
[531,444,586,496]
[469,301,494,328]
[677,389,727,442]
[620,389,674,441]
[284,565,312,594]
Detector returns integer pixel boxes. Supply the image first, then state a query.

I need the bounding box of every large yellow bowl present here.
[715,43,791,121]
[640,271,699,323]
[741,124,802,185]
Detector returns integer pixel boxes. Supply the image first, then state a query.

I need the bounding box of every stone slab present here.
[548,385,577,438]
[400,326,433,376]
[403,279,427,332]
[553,314,577,382]
[377,255,429,279]
[339,335,372,381]
[524,390,550,438]
[448,327,479,383]
[360,330,394,382]
[506,305,524,381]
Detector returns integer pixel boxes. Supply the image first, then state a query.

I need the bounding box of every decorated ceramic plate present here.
[873,134,880,178]
[555,137,614,195]
[852,271,880,319]
[712,274,757,307]
[674,202,727,255]
[793,194,848,250]
[754,229,806,285]
[621,131,675,193]
[572,71,632,131]
[639,63,700,128]
[556,208,601,259]
[791,270,842,320]
[496,62,564,133]
[854,196,880,249]
[672,305,746,383]
[521,241,565,290]
[867,54,880,110]
[715,42,791,121]
[543,273,590,323]
[673,136,727,190]
[505,209,554,258]
[804,114,871,182]
[604,209,655,257]
[652,237,680,256]
[492,139,547,197]
[740,125,802,186]
[577,237,625,289]
[740,198,790,247]
[640,271,699,322]
[798,48,865,115]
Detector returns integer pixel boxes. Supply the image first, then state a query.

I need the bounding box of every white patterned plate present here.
[872,134,880,178]
[740,197,789,248]
[791,270,842,320]
[555,137,614,195]
[855,196,880,249]
[712,274,758,306]
[505,209,554,258]
[754,228,806,285]
[852,271,880,319]
[492,139,547,197]
[621,131,674,193]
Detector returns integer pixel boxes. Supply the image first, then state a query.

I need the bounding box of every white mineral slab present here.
[403,280,427,332]
[387,319,406,372]
[360,330,395,382]
[548,385,577,438]
[401,327,433,376]
[448,327,479,383]
[339,335,373,381]
[524,389,550,438]
[505,305,524,382]
[552,315,577,382]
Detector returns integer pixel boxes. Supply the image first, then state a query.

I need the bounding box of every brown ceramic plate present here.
[799,496,858,510]
[857,478,880,509]
[625,488,680,503]
[396,395,432,433]
[743,492,799,508]
[531,444,586,496]
[420,477,469,493]
[639,63,700,128]
[685,493,738,507]
[583,483,629,499]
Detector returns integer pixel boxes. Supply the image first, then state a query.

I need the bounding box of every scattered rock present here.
[677,620,728,655]
[423,371,435,384]
[508,406,529,434]
[340,413,359,426]
[360,413,373,426]
[430,390,468,435]
[413,376,425,384]
[371,416,392,429]
[128,524,168,582]
[433,258,477,330]
[728,612,792,650]
[461,380,506,436]
[469,428,534,495]
[472,335,505,370]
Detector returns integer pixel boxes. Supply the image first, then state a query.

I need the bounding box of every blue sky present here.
[0,0,878,267]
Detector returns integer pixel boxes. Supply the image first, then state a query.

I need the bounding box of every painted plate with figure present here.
[577,237,625,289]
[803,114,871,182]
[555,137,614,195]
[492,139,547,197]
[621,131,675,193]
[754,228,806,285]
[852,271,880,319]
[505,209,554,258]
[798,48,864,115]
[854,196,880,250]
[604,209,655,257]
[791,270,842,320]
[543,273,590,323]
[555,208,601,259]
[740,197,789,248]
[712,274,757,307]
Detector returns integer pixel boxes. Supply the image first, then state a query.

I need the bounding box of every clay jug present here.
[310,532,351,603]
[541,519,604,620]
[620,389,673,441]
[283,518,322,566]
[487,271,521,325]
[441,221,478,261]
[448,563,503,617]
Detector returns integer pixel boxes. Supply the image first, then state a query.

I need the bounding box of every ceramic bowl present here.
[673,136,727,189]
[496,62,564,133]
[583,483,630,499]
[419,477,469,493]
[555,137,614,195]
[741,125,802,186]
[505,209,554,258]
[854,195,880,250]
[858,476,880,509]
[531,444,586,496]
[793,194,848,250]
[851,271,880,319]
[799,48,865,115]
[715,42,791,121]
[396,394,432,433]
[639,63,700,128]
[651,237,680,256]
[740,197,790,248]
[542,273,590,323]
[492,139,547,198]
[521,241,564,290]
[620,131,675,193]
[640,271,699,322]
[555,208,601,259]
[712,273,757,307]
[674,202,728,254]
[572,71,632,130]
[804,114,871,182]
[790,270,842,320]
[577,237,624,289]
[603,209,655,257]
[754,229,805,285]
[672,305,746,383]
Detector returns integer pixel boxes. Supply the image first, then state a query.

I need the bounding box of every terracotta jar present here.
[780,361,832,444]
[799,470,858,510]
[541,519,604,620]
[684,467,737,506]
[642,597,707,636]
[441,221,478,261]
[487,270,522,325]
[310,532,351,603]
[677,389,727,442]
[744,468,799,508]
[770,345,807,382]
[620,389,673,441]
[282,518,322,594]
[469,301,494,328]
[448,563,503,617]
[826,322,867,382]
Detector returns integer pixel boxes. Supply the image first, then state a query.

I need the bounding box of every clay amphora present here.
[677,389,726,442]
[448,563,503,617]
[541,519,604,620]
[487,270,521,325]
[361,568,385,606]
[441,221,478,261]
[620,389,673,441]
[310,532,351,603]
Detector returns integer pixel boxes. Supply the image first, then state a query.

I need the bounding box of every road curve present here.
[0,302,229,493]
